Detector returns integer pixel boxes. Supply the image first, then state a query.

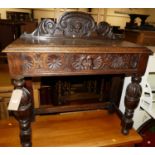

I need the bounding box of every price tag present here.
[8,89,23,111]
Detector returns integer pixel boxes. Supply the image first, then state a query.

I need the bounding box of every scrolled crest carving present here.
[30,19,56,37]
[20,11,116,40]
[97,22,116,39]
[58,11,96,37]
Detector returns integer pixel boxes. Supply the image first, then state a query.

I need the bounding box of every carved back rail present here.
[20,11,116,40]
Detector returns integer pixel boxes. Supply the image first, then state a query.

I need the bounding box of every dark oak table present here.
[2,11,152,146]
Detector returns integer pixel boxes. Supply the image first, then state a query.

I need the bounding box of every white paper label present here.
[8,89,23,111]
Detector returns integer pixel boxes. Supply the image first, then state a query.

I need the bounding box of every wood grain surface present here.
[0,110,142,146]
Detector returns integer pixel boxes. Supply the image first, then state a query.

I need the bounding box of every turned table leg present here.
[13,77,33,147]
[121,76,142,135]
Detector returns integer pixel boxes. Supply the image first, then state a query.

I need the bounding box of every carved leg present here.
[13,77,32,147]
[121,76,142,135]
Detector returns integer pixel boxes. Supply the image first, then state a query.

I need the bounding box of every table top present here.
[3,38,152,54]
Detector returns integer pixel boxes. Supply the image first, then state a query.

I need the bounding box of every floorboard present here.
[0,110,142,146]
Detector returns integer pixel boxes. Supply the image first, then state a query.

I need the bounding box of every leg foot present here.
[13,78,33,147]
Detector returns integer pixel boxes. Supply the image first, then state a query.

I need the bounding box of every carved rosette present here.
[22,55,34,72]
[72,55,102,70]
[22,53,46,73]
[47,55,62,70]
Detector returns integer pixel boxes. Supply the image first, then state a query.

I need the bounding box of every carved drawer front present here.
[8,53,140,77]
[70,54,140,71]
[22,53,64,73]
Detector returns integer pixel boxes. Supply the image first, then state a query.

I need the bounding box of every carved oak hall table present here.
[3,11,152,146]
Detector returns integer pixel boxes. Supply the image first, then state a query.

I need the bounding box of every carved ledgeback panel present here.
[57,11,96,38]
[20,11,116,40]
[7,52,141,77]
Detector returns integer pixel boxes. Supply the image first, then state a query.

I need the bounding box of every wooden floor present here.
[0,110,142,146]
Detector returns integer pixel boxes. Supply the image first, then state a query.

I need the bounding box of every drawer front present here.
[7,52,141,77]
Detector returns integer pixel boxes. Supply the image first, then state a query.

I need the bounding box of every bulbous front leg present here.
[12,77,33,147]
[121,76,142,135]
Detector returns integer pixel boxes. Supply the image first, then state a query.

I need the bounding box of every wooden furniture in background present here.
[3,11,152,146]
[0,110,142,146]
[0,19,37,63]
[0,20,21,51]
[124,13,155,46]
[125,14,150,30]
[6,11,31,22]
[125,30,155,46]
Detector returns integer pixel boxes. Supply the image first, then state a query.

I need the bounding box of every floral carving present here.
[47,55,62,70]
[71,54,138,71]
[111,56,127,69]
[21,53,140,75]
[72,55,92,70]
[72,55,103,70]
[130,54,139,69]
[22,55,34,72]
[93,56,103,69]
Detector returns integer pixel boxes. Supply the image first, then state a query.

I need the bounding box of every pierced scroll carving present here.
[20,11,116,40]
[32,19,56,36]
